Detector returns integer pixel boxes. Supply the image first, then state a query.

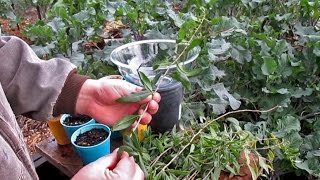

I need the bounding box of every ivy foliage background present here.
[2,0,320,178]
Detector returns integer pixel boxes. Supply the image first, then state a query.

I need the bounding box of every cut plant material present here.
[121,109,280,179]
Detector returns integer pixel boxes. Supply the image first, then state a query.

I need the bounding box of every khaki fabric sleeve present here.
[0,36,75,120]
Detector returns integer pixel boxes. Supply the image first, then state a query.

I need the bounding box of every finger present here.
[112,155,136,174]
[105,154,136,179]
[152,92,161,103]
[139,110,152,125]
[138,92,161,105]
[94,148,120,169]
[133,163,145,180]
[120,151,129,159]
[147,100,159,115]
[137,94,153,105]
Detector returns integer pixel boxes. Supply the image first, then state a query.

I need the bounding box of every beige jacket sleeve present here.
[0,36,76,120]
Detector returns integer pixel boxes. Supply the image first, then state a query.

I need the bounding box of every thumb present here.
[94,148,120,170]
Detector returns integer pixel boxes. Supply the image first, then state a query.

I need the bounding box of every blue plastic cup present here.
[60,114,96,139]
[71,124,111,165]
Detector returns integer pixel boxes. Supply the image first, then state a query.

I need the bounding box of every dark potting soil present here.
[75,128,109,146]
[63,115,91,126]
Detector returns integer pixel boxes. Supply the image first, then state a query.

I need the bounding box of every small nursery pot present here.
[71,124,111,165]
[150,81,183,133]
[60,114,95,139]
[48,117,70,145]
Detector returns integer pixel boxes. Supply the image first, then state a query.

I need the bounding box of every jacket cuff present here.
[53,69,90,116]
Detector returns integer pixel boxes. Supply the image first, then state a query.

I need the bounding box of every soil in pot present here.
[75,128,109,146]
[63,115,91,126]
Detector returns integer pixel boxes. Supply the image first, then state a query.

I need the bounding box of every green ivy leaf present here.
[212,83,241,110]
[261,57,277,75]
[206,98,228,115]
[112,115,139,131]
[127,9,138,21]
[273,115,301,138]
[177,63,204,77]
[171,71,191,90]
[47,17,65,33]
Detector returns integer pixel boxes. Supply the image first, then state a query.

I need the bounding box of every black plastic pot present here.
[149,80,183,133]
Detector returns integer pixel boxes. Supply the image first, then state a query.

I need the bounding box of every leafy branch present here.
[113,8,207,134]
[121,105,290,179]
[156,106,279,175]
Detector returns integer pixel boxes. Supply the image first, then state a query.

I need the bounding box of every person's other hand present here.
[75,77,161,126]
[72,149,144,180]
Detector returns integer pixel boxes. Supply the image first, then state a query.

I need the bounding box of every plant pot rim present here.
[71,124,111,149]
[60,114,95,128]
[110,39,200,70]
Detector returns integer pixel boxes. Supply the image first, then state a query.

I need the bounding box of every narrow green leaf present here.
[225,164,237,175]
[156,139,165,152]
[258,156,270,174]
[138,155,148,176]
[138,71,153,92]
[153,61,171,70]
[167,169,190,176]
[189,144,195,154]
[112,115,139,131]
[212,167,222,180]
[151,73,162,87]
[116,90,152,103]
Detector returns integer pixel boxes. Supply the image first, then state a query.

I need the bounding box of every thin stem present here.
[188,170,200,180]
[300,112,320,121]
[130,103,149,137]
[150,146,173,168]
[155,11,206,92]
[156,106,279,175]
[36,5,42,20]
[203,167,216,180]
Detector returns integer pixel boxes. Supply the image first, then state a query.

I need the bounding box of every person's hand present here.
[75,77,161,126]
[72,149,144,180]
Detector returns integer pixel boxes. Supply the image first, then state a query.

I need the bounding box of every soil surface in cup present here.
[63,115,91,126]
[75,128,109,146]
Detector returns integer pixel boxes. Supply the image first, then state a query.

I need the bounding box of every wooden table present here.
[35,136,122,178]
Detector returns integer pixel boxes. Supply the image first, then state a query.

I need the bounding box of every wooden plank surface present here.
[35,136,123,178]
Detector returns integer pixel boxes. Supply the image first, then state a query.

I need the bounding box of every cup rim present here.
[71,123,111,149]
[60,114,95,128]
[109,39,200,70]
